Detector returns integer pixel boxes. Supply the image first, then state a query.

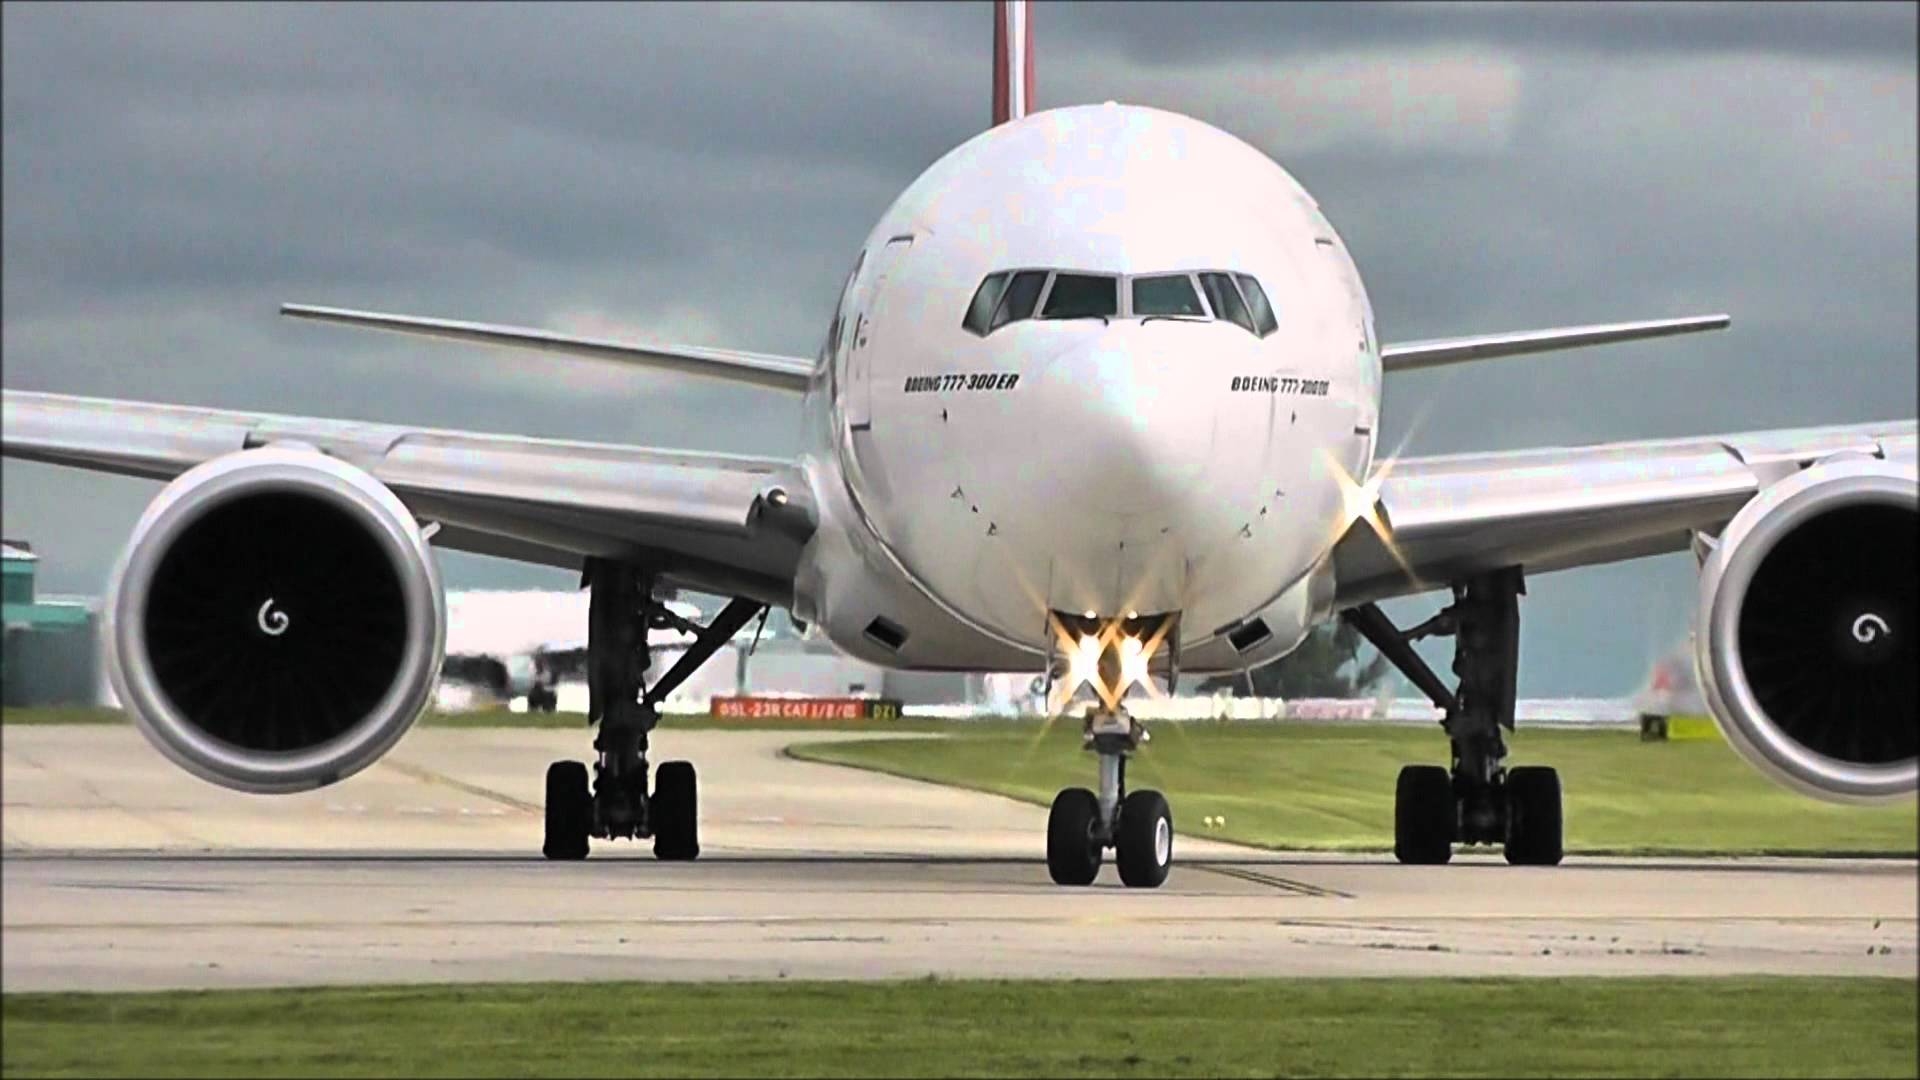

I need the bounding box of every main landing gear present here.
[1044,612,1178,888]
[542,557,765,862]
[1343,565,1564,866]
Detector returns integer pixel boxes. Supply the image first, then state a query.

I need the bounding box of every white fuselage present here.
[790,104,1380,676]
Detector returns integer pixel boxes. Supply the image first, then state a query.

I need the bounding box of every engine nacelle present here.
[105,446,445,794]
[1696,455,1917,803]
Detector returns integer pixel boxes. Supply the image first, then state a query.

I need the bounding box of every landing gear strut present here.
[542,557,764,862]
[1343,565,1563,866]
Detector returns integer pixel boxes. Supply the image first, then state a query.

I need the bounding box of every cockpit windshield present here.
[1121,272,1198,315]
[1041,274,1119,319]
[963,268,1277,337]
[1131,274,1205,317]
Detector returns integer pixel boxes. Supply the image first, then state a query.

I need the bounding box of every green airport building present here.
[2,540,100,707]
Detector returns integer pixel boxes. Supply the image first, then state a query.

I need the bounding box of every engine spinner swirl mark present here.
[257,598,290,637]
[1851,612,1890,644]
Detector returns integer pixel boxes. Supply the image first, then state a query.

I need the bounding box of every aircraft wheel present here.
[652,760,700,861]
[1115,789,1172,889]
[1504,766,1564,866]
[1394,764,1454,865]
[542,760,591,861]
[1046,787,1103,886]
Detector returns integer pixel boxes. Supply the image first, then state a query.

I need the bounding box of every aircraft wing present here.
[1378,314,1730,373]
[1,390,815,606]
[280,304,816,394]
[1331,419,1918,608]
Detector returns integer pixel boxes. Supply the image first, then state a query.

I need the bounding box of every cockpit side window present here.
[1234,273,1279,337]
[1132,274,1205,317]
[1040,273,1118,319]
[963,272,1011,336]
[1199,272,1256,334]
[991,270,1049,330]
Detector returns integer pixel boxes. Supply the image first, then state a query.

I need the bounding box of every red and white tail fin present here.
[991,0,1035,127]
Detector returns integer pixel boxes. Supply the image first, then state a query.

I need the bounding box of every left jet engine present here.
[104,446,446,794]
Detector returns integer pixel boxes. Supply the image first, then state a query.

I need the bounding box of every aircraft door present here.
[846,234,914,431]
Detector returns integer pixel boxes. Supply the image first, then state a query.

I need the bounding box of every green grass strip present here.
[789,723,1919,856]
[3,977,1913,1078]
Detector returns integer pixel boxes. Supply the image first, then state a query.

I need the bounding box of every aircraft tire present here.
[543,760,591,861]
[1394,764,1454,865]
[1046,787,1103,886]
[1503,766,1564,866]
[652,760,701,861]
[1115,789,1172,889]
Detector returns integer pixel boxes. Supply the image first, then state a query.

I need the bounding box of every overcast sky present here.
[3,1,1914,696]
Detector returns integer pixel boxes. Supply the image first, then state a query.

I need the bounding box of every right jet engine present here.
[1695,454,1917,803]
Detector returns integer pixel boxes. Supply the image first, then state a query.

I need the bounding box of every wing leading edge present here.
[1,390,816,607]
[1331,418,1918,608]
[280,304,817,394]
[1379,314,1730,373]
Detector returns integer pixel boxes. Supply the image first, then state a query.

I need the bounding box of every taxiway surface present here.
[4,726,1914,991]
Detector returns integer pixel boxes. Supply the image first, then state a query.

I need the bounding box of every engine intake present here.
[1696,456,1916,803]
[106,447,445,793]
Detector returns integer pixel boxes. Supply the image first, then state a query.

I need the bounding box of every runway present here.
[4,726,1914,991]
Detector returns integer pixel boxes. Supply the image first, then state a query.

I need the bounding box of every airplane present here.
[3,1,1913,887]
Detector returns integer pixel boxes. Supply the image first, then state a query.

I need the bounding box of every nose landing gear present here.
[1043,610,1179,888]
[1047,708,1172,888]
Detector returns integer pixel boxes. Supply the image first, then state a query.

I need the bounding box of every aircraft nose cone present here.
[1031,330,1210,518]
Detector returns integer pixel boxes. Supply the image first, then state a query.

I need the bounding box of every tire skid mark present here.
[1192,864,1355,898]
[377,758,542,815]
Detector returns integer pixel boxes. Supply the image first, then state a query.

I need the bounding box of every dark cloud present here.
[4,1,1914,696]
[998,1,1918,67]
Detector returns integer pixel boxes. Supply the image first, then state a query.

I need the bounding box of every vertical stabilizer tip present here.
[991,0,1035,128]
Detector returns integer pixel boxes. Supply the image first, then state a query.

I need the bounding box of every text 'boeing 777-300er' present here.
[4,2,1913,886]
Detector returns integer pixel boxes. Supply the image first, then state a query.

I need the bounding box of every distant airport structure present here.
[2,540,99,707]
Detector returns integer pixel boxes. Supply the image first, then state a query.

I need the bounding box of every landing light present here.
[1051,614,1177,715]
[1120,636,1149,688]
[1057,632,1105,712]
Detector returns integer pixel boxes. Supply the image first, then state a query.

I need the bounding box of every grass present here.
[0,706,136,726]
[788,721,1920,856]
[2,977,1913,1078]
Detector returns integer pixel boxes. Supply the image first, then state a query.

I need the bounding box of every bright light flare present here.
[1045,612,1179,715]
[1068,633,1102,691]
[1120,636,1149,689]
[1322,447,1424,588]
[1325,447,1388,535]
